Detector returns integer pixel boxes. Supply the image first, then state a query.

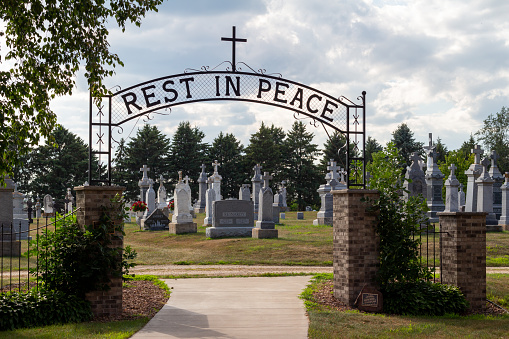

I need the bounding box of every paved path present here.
[131,276,311,339]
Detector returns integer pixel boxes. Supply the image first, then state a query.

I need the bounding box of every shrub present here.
[0,290,92,331]
[382,281,469,315]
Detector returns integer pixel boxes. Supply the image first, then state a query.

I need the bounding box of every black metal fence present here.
[415,222,448,283]
[0,208,79,294]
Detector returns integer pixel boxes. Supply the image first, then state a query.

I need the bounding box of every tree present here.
[365,136,383,163]
[17,126,91,200]
[244,122,286,182]
[0,0,163,180]
[169,121,208,200]
[366,142,431,287]
[475,106,509,173]
[283,121,321,210]
[438,150,474,198]
[434,137,448,164]
[113,125,171,201]
[207,132,245,199]
[390,123,424,169]
[458,134,476,159]
[319,131,357,173]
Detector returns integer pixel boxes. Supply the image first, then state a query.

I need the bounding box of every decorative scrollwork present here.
[293,112,319,128]
[141,108,171,123]
[185,61,232,73]
[109,85,122,93]
[110,126,125,147]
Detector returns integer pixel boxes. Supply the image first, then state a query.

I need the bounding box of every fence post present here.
[437,211,487,311]
[332,189,380,306]
[74,185,125,318]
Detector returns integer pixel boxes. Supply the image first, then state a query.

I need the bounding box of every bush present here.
[0,290,92,331]
[382,281,469,316]
[30,216,123,297]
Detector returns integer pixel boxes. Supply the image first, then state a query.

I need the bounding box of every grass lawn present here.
[122,212,509,268]
[302,273,509,338]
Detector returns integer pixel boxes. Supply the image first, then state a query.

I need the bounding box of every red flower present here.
[131,201,148,212]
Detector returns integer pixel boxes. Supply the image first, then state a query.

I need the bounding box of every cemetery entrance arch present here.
[89,28,367,188]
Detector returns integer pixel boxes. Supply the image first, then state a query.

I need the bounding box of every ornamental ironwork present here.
[89,26,367,188]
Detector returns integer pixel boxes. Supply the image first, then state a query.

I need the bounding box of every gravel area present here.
[130,264,333,277]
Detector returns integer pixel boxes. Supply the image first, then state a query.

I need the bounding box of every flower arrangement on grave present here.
[168,200,174,211]
[131,201,148,213]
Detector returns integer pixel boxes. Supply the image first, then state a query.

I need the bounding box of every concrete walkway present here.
[131,276,311,339]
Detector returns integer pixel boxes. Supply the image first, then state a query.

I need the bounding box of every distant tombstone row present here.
[404,133,506,231]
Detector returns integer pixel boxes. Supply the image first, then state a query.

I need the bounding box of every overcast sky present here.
[49,0,509,154]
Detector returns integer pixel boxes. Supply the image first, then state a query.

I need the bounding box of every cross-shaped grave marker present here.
[262,172,273,188]
[221,26,247,72]
[448,163,457,177]
[184,175,190,185]
[491,150,499,168]
[140,165,150,179]
[178,171,183,183]
[200,163,206,173]
[212,160,220,173]
[472,145,484,164]
[327,159,339,175]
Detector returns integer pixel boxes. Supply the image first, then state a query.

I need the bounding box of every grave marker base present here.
[169,222,197,234]
[252,228,278,239]
[206,227,253,238]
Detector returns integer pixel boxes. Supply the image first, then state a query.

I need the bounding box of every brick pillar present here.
[332,189,380,306]
[438,212,486,311]
[74,185,125,318]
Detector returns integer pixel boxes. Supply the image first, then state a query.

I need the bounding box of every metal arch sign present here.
[89,26,367,188]
[107,71,360,134]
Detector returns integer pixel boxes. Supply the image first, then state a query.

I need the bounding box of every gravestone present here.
[203,177,216,226]
[138,165,151,202]
[209,160,222,201]
[314,159,345,226]
[0,177,21,256]
[169,171,197,234]
[35,197,41,218]
[253,172,278,239]
[272,202,280,224]
[143,179,156,219]
[499,173,509,231]
[403,152,427,201]
[280,212,285,219]
[43,194,54,217]
[142,209,169,231]
[297,212,304,219]
[279,181,288,212]
[458,183,466,209]
[489,151,504,219]
[12,185,29,240]
[183,175,195,218]
[194,164,207,213]
[444,164,460,212]
[424,134,445,222]
[251,164,263,220]
[465,145,484,212]
[206,200,254,238]
[65,188,74,213]
[477,158,499,229]
[239,184,251,201]
[156,175,167,209]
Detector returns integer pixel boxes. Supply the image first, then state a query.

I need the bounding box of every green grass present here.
[0,319,149,339]
[301,273,509,338]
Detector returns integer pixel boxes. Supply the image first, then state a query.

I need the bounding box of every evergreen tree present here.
[207,132,245,199]
[458,134,476,159]
[283,121,321,210]
[244,122,286,182]
[113,125,171,201]
[21,126,91,200]
[390,123,424,169]
[365,136,383,163]
[475,106,509,173]
[435,137,449,164]
[168,121,208,200]
[319,131,356,173]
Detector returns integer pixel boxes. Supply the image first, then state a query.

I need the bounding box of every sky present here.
[47,0,509,154]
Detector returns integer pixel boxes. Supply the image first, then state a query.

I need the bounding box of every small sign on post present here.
[354,285,383,313]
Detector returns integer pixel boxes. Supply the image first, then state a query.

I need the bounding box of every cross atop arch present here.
[221,26,247,72]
